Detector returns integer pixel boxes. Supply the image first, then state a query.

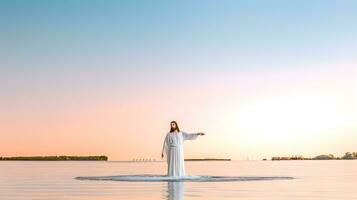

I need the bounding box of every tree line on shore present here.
[0,155,108,161]
[271,152,357,160]
[313,152,357,160]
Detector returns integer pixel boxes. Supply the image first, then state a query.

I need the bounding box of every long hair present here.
[169,121,180,133]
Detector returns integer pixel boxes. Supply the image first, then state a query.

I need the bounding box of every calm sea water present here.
[0,160,356,200]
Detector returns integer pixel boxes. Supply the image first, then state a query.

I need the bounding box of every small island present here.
[0,155,108,161]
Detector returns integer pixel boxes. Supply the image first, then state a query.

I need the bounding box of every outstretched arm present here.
[182,131,205,141]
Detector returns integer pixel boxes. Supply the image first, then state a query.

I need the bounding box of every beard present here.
[171,127,178,132]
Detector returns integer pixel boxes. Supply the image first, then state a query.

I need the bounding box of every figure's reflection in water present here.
[165,181,184,200]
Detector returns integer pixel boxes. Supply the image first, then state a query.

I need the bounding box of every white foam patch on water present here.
[75,174,294,182]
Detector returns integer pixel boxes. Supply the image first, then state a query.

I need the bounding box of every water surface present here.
[0,160,355,200]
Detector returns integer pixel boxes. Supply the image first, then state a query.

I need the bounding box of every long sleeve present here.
[162,133,169,157]
[182,131,199,141]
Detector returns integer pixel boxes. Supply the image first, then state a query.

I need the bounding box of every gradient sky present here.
[0,0,356,160]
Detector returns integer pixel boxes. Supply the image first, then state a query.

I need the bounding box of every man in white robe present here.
[161,131,205,177]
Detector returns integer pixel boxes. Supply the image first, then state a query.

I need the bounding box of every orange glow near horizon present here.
[0,64,356,160]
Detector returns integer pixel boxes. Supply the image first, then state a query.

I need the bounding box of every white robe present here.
[162,131,199,177]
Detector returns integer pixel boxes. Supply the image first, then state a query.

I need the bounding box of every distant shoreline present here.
[184,158,231,161]
[0,156,108,161]
[269,152,357,161]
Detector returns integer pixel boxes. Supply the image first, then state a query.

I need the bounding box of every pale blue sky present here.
[1,0,356,71]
